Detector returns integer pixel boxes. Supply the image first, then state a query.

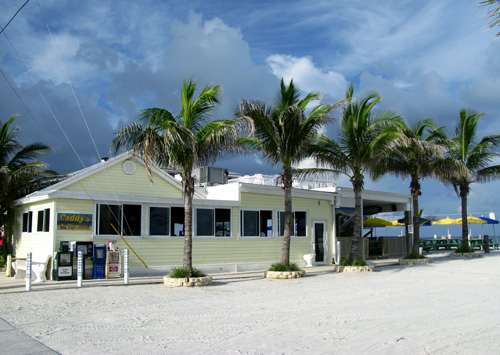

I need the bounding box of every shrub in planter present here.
[169,267,206,278]
[269,262,300,272]
[455,246,475,253]
[404,253,426,259]
[341,257,367,266]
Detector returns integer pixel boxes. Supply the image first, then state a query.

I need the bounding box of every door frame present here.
[312,220,327,264]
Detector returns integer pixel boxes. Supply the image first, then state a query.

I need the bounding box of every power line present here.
[0,0,30,35]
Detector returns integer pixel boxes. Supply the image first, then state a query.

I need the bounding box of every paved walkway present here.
[0,251,458,354]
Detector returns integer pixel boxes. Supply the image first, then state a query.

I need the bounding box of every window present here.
[278,211,307,237]
[196,208,231,237]
[240,210,273,237]
[96,203,142,237]
[149,207,170,236]
[171,207,184,236]
[37,209,51,232]
[22,211,33,233]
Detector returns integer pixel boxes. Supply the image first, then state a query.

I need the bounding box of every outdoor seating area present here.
[419,238,499,252]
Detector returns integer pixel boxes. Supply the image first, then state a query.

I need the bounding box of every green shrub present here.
[169,267,206,278]
[341,258,353,266]
[269,262,300,272]
[0,254,5,269]
[352,257,367,266]
[455,246,474,253]
[404,253,426,259]
[341,257,367,266]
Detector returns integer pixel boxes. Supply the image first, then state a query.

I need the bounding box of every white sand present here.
[1,253,500,354]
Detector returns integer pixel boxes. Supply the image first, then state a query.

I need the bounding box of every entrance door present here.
[314,222,326,263]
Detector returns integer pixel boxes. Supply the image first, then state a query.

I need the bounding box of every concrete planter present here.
[341,266,374,272]
[399,258,430,265]
[163,275,213,287]
[450,252,481,258]
[265,270,306,279]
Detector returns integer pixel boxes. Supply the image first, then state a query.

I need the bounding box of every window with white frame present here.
[37,208,50,232]
[278,211,307,237]
[22,211,33,233]
[196,208,231,237]
[148,206,185,237]
[149,206,170,237]
[96,203,142,237]
[240,210,273,237]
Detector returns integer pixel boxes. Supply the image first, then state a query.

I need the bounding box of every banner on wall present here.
[57,213,92,231]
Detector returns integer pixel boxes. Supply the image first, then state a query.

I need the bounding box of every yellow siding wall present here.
[12,201,55,259]
[62,160,183,198]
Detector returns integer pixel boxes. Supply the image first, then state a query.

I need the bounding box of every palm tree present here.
[479,0,500,39]
[0,114,58,249]
[446,109,500,250]
[111,79,249,271]
[238,78,344,266]
[371,118,450,255]
[306,83,403,260]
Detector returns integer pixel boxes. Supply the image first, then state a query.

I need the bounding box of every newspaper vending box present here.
[53,241,73,281]
[93,244,106,279]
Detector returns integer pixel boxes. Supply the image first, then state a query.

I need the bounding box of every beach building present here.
[11,151,412,277]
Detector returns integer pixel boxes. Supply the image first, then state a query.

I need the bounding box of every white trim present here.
[239,183,335,201]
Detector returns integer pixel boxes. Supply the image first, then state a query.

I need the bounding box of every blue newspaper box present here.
[93,244,106,279]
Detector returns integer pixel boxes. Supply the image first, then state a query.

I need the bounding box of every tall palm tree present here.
[446,109,500,250]
[479,0,500,39]
[111,79,249,271]
[238,78,344,266]
[306,83,403,260]
[371,118,450,255]
[0,114,58,247]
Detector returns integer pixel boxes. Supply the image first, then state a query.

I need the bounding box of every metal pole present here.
[124,249,129,284]
[25,252,32,291]
[77,251,83,287]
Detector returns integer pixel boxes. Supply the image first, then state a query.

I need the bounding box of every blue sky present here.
[1,0,500,226]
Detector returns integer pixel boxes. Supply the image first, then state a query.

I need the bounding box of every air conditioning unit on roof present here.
[198,167,228,185]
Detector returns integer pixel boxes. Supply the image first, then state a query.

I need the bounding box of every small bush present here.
[341,257,367,266]
[169,267,206,278]
[455,246,474,253]
[404,253,426,259]
[269,262,300,272]
[352,257,367,266]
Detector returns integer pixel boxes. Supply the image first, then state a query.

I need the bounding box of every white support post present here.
[6,255,12,277]
[124,249,129,284]
[77,251,83,287]
[25,252,32,291]
[336,241,341,265]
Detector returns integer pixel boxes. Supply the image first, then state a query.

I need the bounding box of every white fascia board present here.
[192,199,240,207]
[239,183,335,201]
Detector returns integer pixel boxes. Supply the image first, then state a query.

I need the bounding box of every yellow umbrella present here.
[454,216,487,224]
[391,220,405,226]
[363,217,393,227]
[433,216,460,237]
[433,217,460,225]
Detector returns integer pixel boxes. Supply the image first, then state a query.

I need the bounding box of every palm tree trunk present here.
[281,170,293,266]
[460,185,468,250]
[410,178,421,255]
[411,191,420,255]
[183,173,195,271]
[350,175,363,260]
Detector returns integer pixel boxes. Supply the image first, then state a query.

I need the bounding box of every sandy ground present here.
[1,253,500,354]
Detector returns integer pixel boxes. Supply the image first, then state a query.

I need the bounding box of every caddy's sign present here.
[57,213,92,231]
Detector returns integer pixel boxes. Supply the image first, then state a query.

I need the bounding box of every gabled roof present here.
[14,151,201,205]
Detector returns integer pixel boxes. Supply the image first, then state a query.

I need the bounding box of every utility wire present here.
[0,0,30,35]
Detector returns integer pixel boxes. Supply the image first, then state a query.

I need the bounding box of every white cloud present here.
[266,54,347,100]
